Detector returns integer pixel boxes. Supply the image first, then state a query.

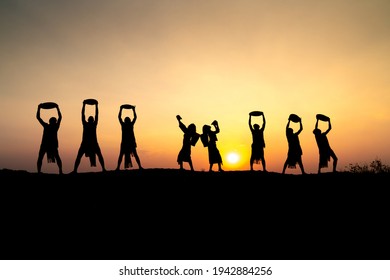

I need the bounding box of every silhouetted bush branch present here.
[346,158,390,173]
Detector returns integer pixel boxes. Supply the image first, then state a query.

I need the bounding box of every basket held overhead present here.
[289,113,301,123]
[316,114,330,122]
[83,98,98,105]
[249,111,263,116]
[122,104,134,109]
[40,102,57,109]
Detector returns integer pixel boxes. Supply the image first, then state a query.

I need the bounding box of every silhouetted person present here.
[313,116,338,173]
[176,115,199,171]
[73,99,106,173]
[116,105,143,170]
[249,112,267,172]
[36,103,63,174]
[282,116,306,174]
[201,120,223,172]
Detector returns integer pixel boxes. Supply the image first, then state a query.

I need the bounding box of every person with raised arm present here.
[36,102,63,174]
[73,99,106,173]
[176,115,199,171]
[313,114,338,173]
[249,111,267,172]
[116,104,143,170]
[201,120,223,172]
[282,114,306,175]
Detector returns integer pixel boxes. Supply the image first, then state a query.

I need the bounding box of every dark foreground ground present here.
[1,168,389,260]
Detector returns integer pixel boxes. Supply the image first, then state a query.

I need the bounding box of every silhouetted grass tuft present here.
[345,158,390,173]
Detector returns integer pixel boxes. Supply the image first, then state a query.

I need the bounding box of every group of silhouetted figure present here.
[37,99,142,175]
[176,115,224,172]
[36,99,338,175]
[175,111,338,174]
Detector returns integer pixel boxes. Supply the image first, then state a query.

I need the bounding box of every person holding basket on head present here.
[36,102,63,174]
[313,114,338,174]
[249,111,267,172]
[116,104,143,170]
[72,99,106,173]
[282,114,306,175]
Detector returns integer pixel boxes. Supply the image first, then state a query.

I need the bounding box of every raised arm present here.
[81,102,86,124]
[132,106,137,124]
[94,103,99,124]
[118,106,124,124]
[177,115,186,132]
[36,104,45,126]
[261,113,266,130]
[315,119,319,130]
[286,119,291,131]
[297,119,303,135]
[213,122,220,134]
[56,104,62,126]
[248,115,253,131]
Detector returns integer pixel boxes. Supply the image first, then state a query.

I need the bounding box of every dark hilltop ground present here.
[1,168,389,260]
[2,167,388,186]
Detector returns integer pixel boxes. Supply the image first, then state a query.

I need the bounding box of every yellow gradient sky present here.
[1,0,389,174]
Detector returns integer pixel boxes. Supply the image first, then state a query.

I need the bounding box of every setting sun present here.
[226,152,240,164]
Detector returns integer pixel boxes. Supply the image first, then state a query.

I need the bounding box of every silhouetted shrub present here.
[346,158,390,173]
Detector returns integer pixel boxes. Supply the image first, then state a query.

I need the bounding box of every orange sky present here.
[1,0,389,174]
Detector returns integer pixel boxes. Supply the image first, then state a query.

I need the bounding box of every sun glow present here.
[226,152,240,164]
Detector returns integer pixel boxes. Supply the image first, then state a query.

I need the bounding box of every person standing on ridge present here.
[313,114,338,173]
[282,115,306,175]
[116,104,143,170]
[73,99,106,173]
[200,120,224,172]
[249,111,267,172]
[36,102,63,174]
[176,115,200,171]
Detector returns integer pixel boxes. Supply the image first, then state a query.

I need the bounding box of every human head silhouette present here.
[124,117,131,124]
[203,125,211,134]
[253,124,260,130]
[49,117,57,125]
[287,127,293,135]
[88,116,94,123]
[188,123,196,134]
